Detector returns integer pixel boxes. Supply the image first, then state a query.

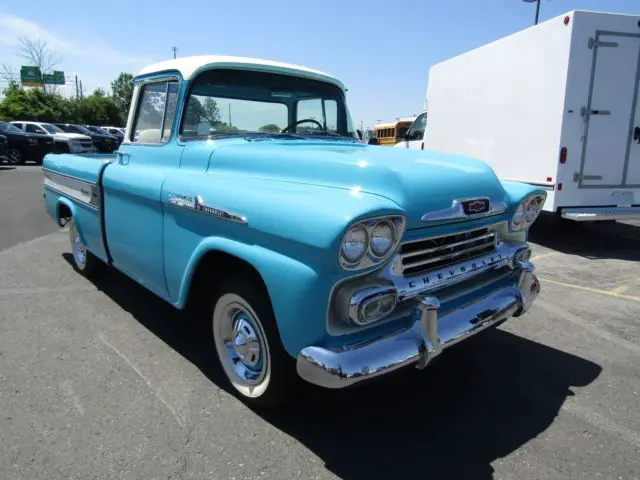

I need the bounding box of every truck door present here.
[627,72,640,186]
[101,79,181,299]
[403,112,427,150]
[578,32,640,188]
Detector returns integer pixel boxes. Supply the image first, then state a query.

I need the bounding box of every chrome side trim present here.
[297,264,540,389]
[421,198,507,223]
[42,169,98,210]
[168,193,247,224]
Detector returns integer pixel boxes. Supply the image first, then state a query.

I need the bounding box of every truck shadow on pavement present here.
[529,213,640,262]
[63,253,602,480]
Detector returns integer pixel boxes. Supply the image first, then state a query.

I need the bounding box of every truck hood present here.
[208,140,508,230]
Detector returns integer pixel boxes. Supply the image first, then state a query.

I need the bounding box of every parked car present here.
[84,125,123,149]
[0,121,56,165]
[0,134,7,162]
[41,55,545,408]
[100,126,126,138]
[11,121,94,154]
[54,123,118,153]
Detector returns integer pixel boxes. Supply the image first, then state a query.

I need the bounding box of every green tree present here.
[259,124,280,133]
[110,72,134,120]
[69,90,123,125]
[202,97,221,125]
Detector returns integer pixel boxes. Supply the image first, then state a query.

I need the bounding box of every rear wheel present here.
[211,278,299,408]
[69,217,104,278]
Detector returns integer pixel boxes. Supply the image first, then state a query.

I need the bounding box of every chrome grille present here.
[398,226,497,277]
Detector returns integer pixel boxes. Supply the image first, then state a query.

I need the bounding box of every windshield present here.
[180,69,357,140]
[40,123,65,134]
[0,122,23,134]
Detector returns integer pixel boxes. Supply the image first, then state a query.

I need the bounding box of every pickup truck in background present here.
[54,123,119,153]
[41,55,545,407]
[12,121,95,155]
[397,10,640,223]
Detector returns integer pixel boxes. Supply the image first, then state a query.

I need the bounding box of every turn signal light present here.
[559,147,567,164]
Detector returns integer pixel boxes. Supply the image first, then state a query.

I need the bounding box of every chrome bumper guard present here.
[296,263,540,389]
[560,206,640,222]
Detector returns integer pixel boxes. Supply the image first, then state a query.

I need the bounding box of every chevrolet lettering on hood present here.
[41,54,547,407]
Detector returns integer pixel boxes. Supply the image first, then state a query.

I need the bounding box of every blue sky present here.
[1,0,639,130]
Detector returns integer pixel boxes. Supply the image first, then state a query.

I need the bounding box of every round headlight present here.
[525,196,543,223]
[370,220,395,257]
[512,203,525,227]
[341,224,368,263]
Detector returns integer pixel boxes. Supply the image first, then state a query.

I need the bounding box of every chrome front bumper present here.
[296,264,540,389]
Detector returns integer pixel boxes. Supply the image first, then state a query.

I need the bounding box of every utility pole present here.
[75,75,79,99]
[79,80,83,98]
[171,46,178,59]
[523,0,542,25]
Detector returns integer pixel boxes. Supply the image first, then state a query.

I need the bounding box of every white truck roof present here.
[135,55,345,90]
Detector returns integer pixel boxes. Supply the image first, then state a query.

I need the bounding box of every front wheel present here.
[211,278,299,407]
[6,148,23,165]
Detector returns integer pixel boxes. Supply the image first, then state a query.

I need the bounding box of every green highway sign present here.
[42,71,65,85]
[20,65,42,87]
[20,66,65,86]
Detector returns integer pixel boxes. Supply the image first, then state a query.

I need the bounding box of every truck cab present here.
[42,55,545,407]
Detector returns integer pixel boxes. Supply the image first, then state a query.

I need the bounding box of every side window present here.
[405,112,427,141]
[296,98,338,133]
[25,124,39,134]
[131,80,179,144]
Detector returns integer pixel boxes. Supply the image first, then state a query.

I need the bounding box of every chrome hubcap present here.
[7,150,19,165]
[231,318,261,368]
[71,223,86,266]
[217,303,268,386]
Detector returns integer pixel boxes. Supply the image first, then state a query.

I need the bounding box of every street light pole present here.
[523,0,542,25]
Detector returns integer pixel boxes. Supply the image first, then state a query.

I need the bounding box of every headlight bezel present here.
[339,215,406,271]
[510,193,546,232]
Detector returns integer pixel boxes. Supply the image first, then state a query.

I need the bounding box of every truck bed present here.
[42,152,116,184]
[42,152,115,264]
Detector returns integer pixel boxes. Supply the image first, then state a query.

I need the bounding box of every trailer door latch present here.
[573,173,604,182]
[588,37,619,49]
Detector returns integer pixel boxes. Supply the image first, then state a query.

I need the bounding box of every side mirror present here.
[368,137,379,145]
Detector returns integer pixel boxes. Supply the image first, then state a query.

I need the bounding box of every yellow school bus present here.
[373,118,415,146]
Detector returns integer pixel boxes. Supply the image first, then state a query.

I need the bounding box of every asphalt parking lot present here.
[1,165,639,480]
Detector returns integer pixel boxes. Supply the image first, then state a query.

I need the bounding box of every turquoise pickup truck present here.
[42,55,545,407]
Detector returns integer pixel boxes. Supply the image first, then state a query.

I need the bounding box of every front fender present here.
[175,237,333,358]
[500,179,547,209]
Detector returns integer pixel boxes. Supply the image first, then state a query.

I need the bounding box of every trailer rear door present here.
[578,32,640,188]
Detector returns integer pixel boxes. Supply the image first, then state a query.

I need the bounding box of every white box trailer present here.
[400,10,640,222]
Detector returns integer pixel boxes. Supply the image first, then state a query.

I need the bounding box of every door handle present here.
[633,126,640,144]
[115,150,130,164]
